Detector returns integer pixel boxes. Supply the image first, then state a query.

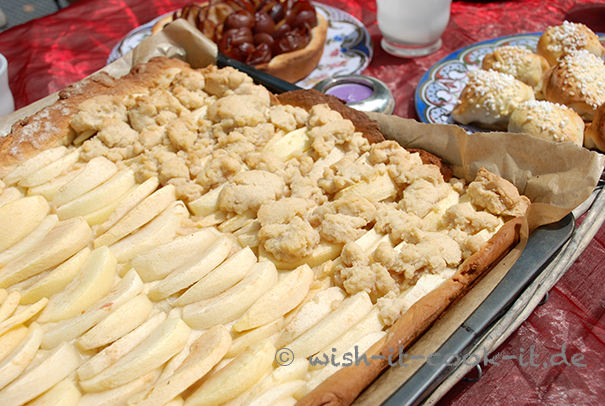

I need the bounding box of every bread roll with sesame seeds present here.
[508,100,584,147]
[482,46,550,96]
[537,21,605,66]
[452,69,535,130]
[584,103,605,152]
[542,50,605,121]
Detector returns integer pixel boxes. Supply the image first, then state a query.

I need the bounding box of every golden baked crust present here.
[585,102,605,151]
[542,50,605,121]
[452,69,535,130]
[482,45,550,94]
[508,100,585,147]
[537,21,605,66]
[0,58,532,406]
[0,57,193,178]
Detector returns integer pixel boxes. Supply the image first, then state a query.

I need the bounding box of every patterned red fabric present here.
[0,0,604,404]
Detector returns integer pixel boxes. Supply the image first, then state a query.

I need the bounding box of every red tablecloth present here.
[1,0,605,404]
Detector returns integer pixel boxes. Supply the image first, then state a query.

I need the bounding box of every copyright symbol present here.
[275,348,294,366]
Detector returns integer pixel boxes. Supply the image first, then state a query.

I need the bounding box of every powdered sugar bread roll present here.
[542,49,605,121]
[537,21,605,66]
[585,103,605,151]
[481,46,550,96]
[452,69,535,130]
[508,100,584,147]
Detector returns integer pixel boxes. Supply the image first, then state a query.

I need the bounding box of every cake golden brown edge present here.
[0,56,527,405]
[0,57,194,177]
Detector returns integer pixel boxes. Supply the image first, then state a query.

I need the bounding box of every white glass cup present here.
[0,53,15,117]
[377,0,452,58]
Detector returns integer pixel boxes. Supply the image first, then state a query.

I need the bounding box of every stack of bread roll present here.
[452,21,605,152]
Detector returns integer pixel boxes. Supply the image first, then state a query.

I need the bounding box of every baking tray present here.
[382,212,576,406]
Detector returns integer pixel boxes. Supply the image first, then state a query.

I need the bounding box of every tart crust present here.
[0,57,529,406]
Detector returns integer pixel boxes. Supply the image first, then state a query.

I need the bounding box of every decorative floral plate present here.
[107,3,373,89]
[414,33,542,133]
[415,33,605,133]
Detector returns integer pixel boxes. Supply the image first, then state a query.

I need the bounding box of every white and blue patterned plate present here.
[107,3,373,89]
[415,33,605,133]
[414,33,542,133]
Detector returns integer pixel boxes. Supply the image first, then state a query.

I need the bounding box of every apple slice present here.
[0,216,92,289]
[0,325,28,363]
[0,290,20,323]
[109,201,188,263]
[184,340,276,406]
[19,247,90,305]
[286,291,373,359]
[94,184,176,248]
[79,317,191,392]
[18,149,80,188]
[0,214,59,268]
[218,210,255,233]
[77,369,160,406]
[155,330,204,384]
[82,192,129,227]
[227,317,284,359]
[296,331,386,398]
[26,378,81,406]
[148,234,234,301]
[40,268,143,349]
[182,261,278,329]
[0,298,47,336]
[0,187,22,209]
[263,127,311,161]
[0,195,50,253]
[276,287,346,348]
[334,172,398,202]
[0,323,44,391]
[75,293,153,351]
[130,325,232,406]
[77,311,167,381]
[52,156,117,207]
[422,187,460,231]
[243,358,309,403]
[307,147,345,182]
[233,264,314,332]
[162,397,184,406]
[313,307,384,370]
[96,176,159,236]
[174,246,257,306]
[210,368,272,406]
[0,342,80,406]
[234,219,261,249]
[26,169,81,201]
[2,146,68,186]
[37,245,118,323]
[247,380,305,406]
[56,169,135,220]
[187,184,225,217]
[131,228,221,283]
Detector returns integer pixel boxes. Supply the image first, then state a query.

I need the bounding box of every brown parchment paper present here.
[1,18,604,406]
